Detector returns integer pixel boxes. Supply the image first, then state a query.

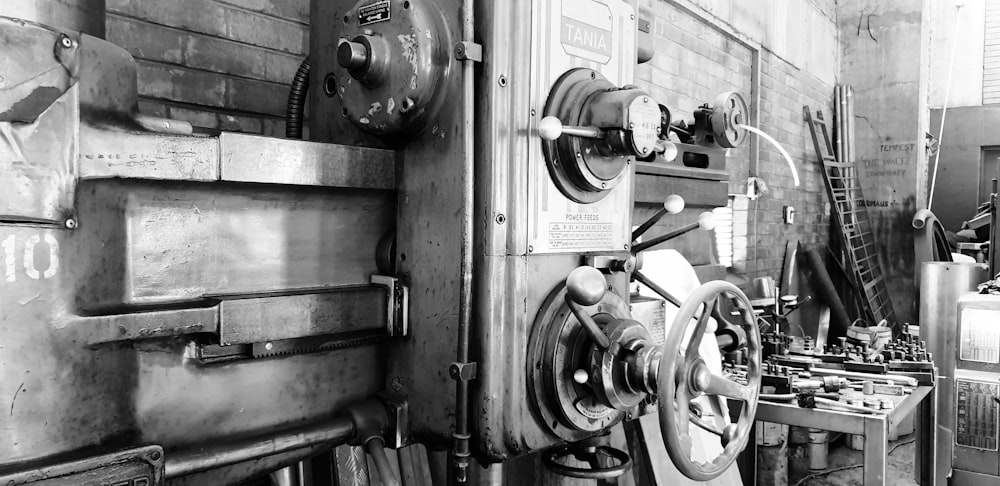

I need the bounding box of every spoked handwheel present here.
[541,435,632,480]
[657,281,760,481]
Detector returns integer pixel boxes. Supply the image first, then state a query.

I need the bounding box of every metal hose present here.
[285,57,310,139]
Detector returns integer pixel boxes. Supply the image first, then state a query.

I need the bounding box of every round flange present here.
[541,68,630,203]
[528,283,632,440]
[335,0,449,140]
[711,92,749,148]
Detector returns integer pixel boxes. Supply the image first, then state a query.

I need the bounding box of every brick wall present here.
[636,0,835,281]
[105,0,308,137]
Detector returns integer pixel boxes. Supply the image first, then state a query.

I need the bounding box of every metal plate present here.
[526,0,636,254]
[0,445,164,485]
[956,378,1000,451]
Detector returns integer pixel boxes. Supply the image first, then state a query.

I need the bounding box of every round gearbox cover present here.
[711,91,749,148]
[333,0,450,139]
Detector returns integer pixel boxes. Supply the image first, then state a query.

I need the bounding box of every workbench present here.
[751,385,936,486]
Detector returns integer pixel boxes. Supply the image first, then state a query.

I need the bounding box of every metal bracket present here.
[449,361,478,381]
[371,275,409,337]
[454,41,482,62]
[376,391,410,448]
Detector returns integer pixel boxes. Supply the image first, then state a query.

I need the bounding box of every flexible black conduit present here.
[285,57,310,139]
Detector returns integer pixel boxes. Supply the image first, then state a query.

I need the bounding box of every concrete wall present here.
[104,0,308,137]
[637,0,838,280]
[837,0,930,324]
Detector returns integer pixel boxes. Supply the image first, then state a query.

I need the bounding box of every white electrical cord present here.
[928,2,965,210]
[739,124,801,186]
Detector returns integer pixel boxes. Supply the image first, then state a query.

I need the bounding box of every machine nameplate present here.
[358,0,390,26]
[560,0,613,64]
[960,308,1000,363]
[956,379,999,451]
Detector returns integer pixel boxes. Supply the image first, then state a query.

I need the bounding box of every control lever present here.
[538,116,603,140]
[633,195,686,240]
[631,211,717,253]
[565,266,612,350]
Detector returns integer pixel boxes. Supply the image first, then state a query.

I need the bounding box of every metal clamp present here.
[449,361,478,382]
[371,275,409,337]
[454,41,482,62]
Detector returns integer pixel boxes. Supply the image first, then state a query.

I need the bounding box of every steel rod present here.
[450,0,476,483]
[164,417,354,479]
[631,221,700,253]
[632,207,669,241]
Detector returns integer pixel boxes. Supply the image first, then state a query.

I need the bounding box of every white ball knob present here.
[663,194,685,214]
[566,266,606,306]
[573,369,589,384]
[538,116,564,141]
[659,141,678,162]
[697,211,717,230]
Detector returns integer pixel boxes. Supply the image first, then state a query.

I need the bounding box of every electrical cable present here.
[791,437,916,486]
[285,57,310,140]
[928,3,965,210]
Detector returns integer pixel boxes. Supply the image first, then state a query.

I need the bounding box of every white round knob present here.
[698,211,718,231]
[566,266,606,306]
[538,116,564,141]
[659,141,679,162]
[573,369,589,384]
[663,194,685,214]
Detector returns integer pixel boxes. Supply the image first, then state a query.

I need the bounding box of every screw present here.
[601,182,606,188]
[64,218,77,229]
[629,122,635,128]
[498,75,508,87]
[590,72,596,79]
[150,451,161,461]
[624,244,629,250]
[576,152,582,159]
[528,245,534,253]
[643,96,649,103]
[58,35,74,49]
[530,109,537,116]
[495,213,506,224]
[265,342,273,350]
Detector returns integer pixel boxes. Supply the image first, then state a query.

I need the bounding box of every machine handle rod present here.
[567,298,611,350]
[632,222,699,253]
[164,416,355,479]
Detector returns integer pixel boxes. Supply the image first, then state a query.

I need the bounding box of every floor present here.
[789,435,917,486]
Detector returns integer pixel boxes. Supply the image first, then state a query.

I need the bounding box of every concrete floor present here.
[789,435,917,486]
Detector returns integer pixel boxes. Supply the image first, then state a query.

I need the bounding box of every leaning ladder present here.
[803,107,897,327]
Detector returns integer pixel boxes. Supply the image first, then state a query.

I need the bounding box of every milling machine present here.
[0,0,761,484]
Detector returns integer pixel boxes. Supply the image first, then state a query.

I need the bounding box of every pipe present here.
[803,249,851,339]
[285,57,311,140]
[451,0,475,482]
[164,416,354,479]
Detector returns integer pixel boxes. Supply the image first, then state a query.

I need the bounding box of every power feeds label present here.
[548,218,614,249]
[956,379,999,450]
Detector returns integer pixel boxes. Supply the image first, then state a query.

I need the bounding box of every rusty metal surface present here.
[218,286,387,345]
[0,17,396,485]
[0,446,163,486]
[219,133,396,189]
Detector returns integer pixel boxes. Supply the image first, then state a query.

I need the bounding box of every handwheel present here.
[657,280,760,481]
[542,437,632,480]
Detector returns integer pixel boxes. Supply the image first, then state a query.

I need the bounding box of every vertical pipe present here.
[451,0,476,483]
[991,179,998,278]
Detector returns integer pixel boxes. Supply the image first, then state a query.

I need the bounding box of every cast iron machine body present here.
[1,0,760,484]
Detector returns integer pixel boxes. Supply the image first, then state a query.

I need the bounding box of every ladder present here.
[803,107,897,327]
